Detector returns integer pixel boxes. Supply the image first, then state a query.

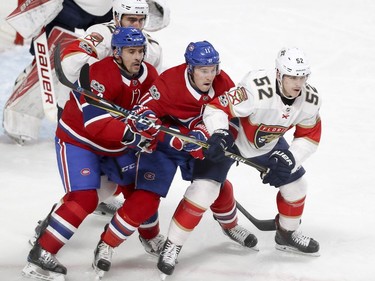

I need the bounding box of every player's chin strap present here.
[53,43,276,231]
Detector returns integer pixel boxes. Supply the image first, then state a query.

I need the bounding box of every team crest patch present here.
[84,32,104,47]
[227,87,248,105]
[144,172,156,181]
[80,168,91,176]
[254,124,288,148]
[91,80,105,93]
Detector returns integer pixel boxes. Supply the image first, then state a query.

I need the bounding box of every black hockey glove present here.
[203,129,234,163]
[262,150,296,187]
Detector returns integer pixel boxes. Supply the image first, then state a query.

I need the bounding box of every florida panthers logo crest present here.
[254,124,288,148]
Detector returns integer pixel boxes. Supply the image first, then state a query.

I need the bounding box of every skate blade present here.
[22,262,65,281]
[91,263,106,280]
[275,244,320,257]
[250,245,259,252]
[160,272,168,281]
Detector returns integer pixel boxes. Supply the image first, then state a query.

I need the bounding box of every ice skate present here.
[93,197,124,216]
[92,240,115,279]
[157,239,182,278]
[275,219,320,256]
[139,233,166,257]
[29,204,57,246]
[22,242,67,281]
[222,224,258,250]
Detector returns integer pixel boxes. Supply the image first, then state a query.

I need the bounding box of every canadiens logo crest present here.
[227,87,248,105]
[80,168,91,176]
[254,124,288,148]
[144,172,156,181]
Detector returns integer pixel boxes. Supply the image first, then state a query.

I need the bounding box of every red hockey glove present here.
[262,149,295,187]
[184,124,210,159]
[168,124,209,159]
[127,105,161,139]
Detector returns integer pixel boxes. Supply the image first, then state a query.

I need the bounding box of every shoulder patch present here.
[149,85,161,100]
[78,41,93,54]
[218,94,229,107]
[91,80,105,93]
[227,87,248,105]
[84,32,104,47]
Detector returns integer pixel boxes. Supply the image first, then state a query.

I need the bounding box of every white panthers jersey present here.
[203,69,322,166]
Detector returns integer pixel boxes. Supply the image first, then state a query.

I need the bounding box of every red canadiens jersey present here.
[56,57,158,155]
[139,63,235,131]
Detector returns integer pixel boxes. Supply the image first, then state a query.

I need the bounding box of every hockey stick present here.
[54,44,276,231]
[236,201,276,231]
[53,44,267,173]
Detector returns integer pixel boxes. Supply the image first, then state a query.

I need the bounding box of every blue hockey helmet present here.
[184,41,220,74]
[111,27,146,56]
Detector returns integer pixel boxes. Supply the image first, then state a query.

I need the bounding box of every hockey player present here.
[3,0,168,144]
[90,40,258,279]
[159,47,321,274]
[22,27,160,281]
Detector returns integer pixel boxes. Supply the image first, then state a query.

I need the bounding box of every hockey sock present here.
[168,198,205,245]
[210,180,238,229]
[101,190,160,247]
[276,191,305,230]
[138,212,160,239]
[39,190,98,254]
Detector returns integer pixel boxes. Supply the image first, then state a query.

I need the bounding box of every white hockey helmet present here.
[275,47,311,79]
[113,0,149,25]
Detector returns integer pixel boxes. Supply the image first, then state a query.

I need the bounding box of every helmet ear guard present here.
[184,41,221,75]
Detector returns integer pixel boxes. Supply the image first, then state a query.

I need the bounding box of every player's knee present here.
[119,190,160,225]
[64,189,99,215]
[184,179,221,210]
[279,177,308,202]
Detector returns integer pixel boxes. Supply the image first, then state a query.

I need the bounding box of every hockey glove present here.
[262,149,296,187]
[203,129,234,163]
[121,127,156,153]
[168,124,209,159]
[127,105,161,139]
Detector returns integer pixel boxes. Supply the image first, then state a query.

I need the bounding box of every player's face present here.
[282,75,308,98]
[192,65,217,92]
[120,46,145,75]
[120,15,146,29]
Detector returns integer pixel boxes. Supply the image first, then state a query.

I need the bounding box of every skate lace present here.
[291,231,310,247]
[97,242,114,262]
[147,234,166,252]
[160,240,181,266]
[40,250,59,267]
[227,225,250,243]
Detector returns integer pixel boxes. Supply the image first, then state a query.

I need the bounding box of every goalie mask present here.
[184,41,221,75]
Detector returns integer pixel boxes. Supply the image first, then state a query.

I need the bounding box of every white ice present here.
[1,1,375,280]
